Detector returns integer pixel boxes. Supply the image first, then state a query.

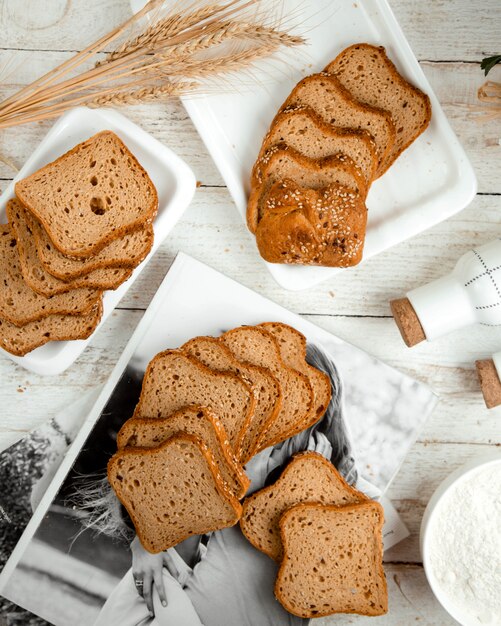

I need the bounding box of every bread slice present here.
[221,326,314,451]
[281,73,395,176]
[259,322,331,421]
[132,350,255,459]
[15,131,158,258]
[247,146,367,234]
[255,180,367,266]
[276,501,388,617]
[255,105,378,186]
[240,452,367,561]
[108,433,242,554]
[7,199,132,296]
[116,405,249,499]
[325,44,431,172]
[0,300,102,356]
[0,224,102,326]
[182,336,282,462]
[34,216,153,281]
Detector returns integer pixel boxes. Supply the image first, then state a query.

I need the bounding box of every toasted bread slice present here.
[116,405,249,499]
[281,73,395,176]
[7,199,132,296]
[240,452,367,561]
[221,326,313,451]
[259,322,331,420]
[276,501,388,618]
[326,44,431,172]
[132,350,254,459]
[248,146,366,234]
[0,300,102,356]
[0,224,101,326]
[15,131,158,258]
[108,433,242,553]
[182,336,282,462]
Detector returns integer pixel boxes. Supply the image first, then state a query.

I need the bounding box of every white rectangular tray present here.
[0,107,196,375]
[182,0,477,290]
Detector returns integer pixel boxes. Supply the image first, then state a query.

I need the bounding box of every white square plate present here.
[0,107,196,375]
[180,0,477,290]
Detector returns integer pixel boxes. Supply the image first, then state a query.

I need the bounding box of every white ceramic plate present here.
[0,107,196,375]
[173,0,477,290]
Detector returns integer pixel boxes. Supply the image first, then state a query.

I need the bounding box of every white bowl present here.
[420,454,501,626]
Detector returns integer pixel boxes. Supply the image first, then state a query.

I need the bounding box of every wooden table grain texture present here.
[0,1,500,624]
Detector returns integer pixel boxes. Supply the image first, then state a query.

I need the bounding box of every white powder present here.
[428,463,501,626]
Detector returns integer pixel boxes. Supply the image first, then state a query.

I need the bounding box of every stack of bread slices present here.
[0,131,157,356]
[240,452,388,618]
[248,43,432,267]
[108,322,332,553]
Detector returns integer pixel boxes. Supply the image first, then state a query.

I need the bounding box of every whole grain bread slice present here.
[259,322,331,421]
[108,433,242,554]
[221,326,313,451]
[255,105,378,186]
[116,405,249,499]
[281,73,396,177]
[0,300,102,356]
[132,349,255,459]
[276,501,388,618]
[325,44,431,173]
[7,199,132,296]
[247,146,366,234]
[15,131,158,258]
[182,336,282,462]
[0,224,102,326]
[240,452,367,561]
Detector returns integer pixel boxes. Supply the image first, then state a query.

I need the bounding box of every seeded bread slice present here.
[108,433,242,554]
[221,326,313,451]
[276,501,388,618]
[255,106,378,186]
[255,180,367,266]
[132,350,255,459]
[182,336,282,462]
[240,452,367,561]
[247,146,366,234]
[116,405,249,499]
[326,44,431,173]
[281,73,396,176]
[0,224,102,326]
[15,131,158,258]
[7,199,132,296]
[0,300,102,356]
[259,322,331,421]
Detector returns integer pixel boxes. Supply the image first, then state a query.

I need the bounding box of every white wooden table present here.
[0,1,500,624]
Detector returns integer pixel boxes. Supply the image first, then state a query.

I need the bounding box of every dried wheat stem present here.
[89,82,198,106]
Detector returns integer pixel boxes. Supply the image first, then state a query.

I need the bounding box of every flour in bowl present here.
[428,463,501,625]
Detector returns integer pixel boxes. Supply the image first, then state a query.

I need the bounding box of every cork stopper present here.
[476,358,501,409]
[390,298,426,347]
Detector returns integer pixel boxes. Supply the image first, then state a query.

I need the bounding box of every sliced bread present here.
[0,300,102,356]
[247,146,367,234]
[132,349,255,459]
[221,326,314,450]
[7,199,132,296]
[15,131,158,258]
[281,73,396,176]
[108,433,242,554]
[0,224,102,326]
[259,322,331,420]
[325,44,431,172]
[116,405,249,499]
[182,336,282,462]
[276,501,388,617]
[255,105,378,186]
[240,451,367,561]
[255,180,367,266]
